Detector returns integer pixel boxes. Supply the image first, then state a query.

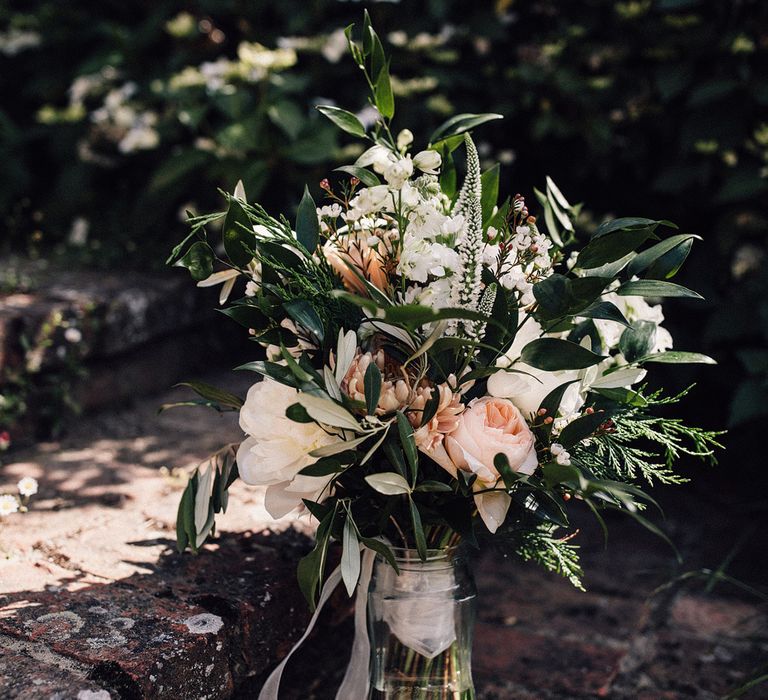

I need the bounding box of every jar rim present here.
[386,545,460,563]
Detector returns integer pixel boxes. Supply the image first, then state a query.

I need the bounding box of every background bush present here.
[1,1,766,465]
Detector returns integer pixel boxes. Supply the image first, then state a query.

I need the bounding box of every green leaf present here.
[364,362,382,416]
[480,164,500,226]
[222,195,254,267]
[493,453,520,490]
[414,480,454,493]
[627,234,701,278]
[286,402,314,423]
[645,239,695,280]
[297,393,361,431]
[369,25,386,80]
[334,165,381,187]
[594,387,648,407]
[219,303,268,329]
[439,144,457,200]
[558,411,613,448]
[521,338,606,370]
[295,185,320,253]
[409,498,428,560]
[283,299,325,342]
[341,516,361,596]
[578,301,630,327]
[535,380,580,441]
[317,105,367,138]
[533,275,610,320]
[175,381,243,409]
[176,477,196,553]
[365,472,411,495]
[619,321,657,363]
[541,461,582,489]
[637,351,717,365]
[175,241,214,281]
[374,61,395,120]
[298,454,355,477]
[576,227,655,269]
[592,217,673,239]
[297,510,334,609]
[360,537,400,573]
[617,280,704,299]
[396,412,418,484]
[429,113,503,144]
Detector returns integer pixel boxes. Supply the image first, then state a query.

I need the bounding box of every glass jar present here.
[367,546,476,699]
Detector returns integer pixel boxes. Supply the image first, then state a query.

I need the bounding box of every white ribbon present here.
[258,547,377,700]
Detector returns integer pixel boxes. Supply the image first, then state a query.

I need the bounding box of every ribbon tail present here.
[258,564,343,700]
[336,547,376,700]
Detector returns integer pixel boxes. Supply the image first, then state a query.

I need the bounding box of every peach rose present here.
[322,234,388,295]
[421,397,537,533]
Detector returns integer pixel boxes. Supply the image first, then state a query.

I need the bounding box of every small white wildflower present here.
[64,327,82,344]
[383,156,414,190]
[413,149,441,175]
[0,495,19,517]
[396,129,414,151]
[550,443,571,465]
[245,281,259,297]
[17,477,38,497]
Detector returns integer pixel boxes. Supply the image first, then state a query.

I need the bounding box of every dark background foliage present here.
[1,1,766,484]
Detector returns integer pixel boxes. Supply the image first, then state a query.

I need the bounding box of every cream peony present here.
[236,378,338,518]
[422,397,537,533]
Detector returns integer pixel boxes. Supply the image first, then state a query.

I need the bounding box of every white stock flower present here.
[413,150,442,175]
[357,145,397,175]
[397,129,414,150]
[236,379,339,518]
[17,477,38,497]
[0,494,19,517]
[383,156,414,189]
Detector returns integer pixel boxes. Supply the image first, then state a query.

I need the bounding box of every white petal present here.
[474,490,511,534]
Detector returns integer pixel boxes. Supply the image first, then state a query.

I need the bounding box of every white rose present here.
[413,149,442,175]
[487,364,584,419]
[236,378,338,518]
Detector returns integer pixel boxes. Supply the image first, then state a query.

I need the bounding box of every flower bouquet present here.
[168,14,721,699]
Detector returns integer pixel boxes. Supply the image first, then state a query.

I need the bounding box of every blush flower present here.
[423,397,537,533]
[408,379,464,451]
[322,234,389,296]
[341,350,410,415]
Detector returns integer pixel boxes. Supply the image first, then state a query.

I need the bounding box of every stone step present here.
[0,259,245,441]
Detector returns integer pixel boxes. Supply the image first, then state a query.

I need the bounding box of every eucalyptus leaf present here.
[365,472,411,495]
[175,241,214,281]
[430,113,503,144]
[334,165,381,187]
[295,186,320,253]
[364,362,382,416]
[317,105,367,138]
[627,234,701,277]
[637,351,716,364]
[480,164,500,226]
[617,280,704,299]
[341,516,361,596]
[297,393,361,431]
[521,338,606,370]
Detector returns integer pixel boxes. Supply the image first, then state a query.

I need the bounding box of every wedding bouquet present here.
[168,13,720,671]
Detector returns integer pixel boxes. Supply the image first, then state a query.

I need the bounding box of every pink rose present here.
[421,397,537,533]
